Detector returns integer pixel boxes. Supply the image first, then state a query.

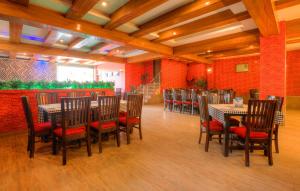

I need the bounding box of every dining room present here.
[0,0,300,191]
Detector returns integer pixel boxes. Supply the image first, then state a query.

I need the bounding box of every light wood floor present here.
[0,105,299,191]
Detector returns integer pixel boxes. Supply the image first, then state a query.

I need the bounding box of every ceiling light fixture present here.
[59,39,64,43]
[207,50,212,53]
[76,24,81,31]
[172,32,177,35]
[102,1,107,7]
[205,1,210,5]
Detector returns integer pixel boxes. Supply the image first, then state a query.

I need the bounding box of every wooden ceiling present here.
[0,0,299,65]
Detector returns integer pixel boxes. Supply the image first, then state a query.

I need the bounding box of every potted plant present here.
[194,78,207,90]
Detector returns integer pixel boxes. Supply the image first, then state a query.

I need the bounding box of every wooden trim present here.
[105,0,167,30]
[43,30,60,46]
[68,37,86,49]
[0,40,125,63]
[242,0,279,37]
[286,18,300,39]
[8,0,28,6]
[131,0,240,37]
[127,52,162,63]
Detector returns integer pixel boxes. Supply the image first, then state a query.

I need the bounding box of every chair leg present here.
[62,139,67,165]
[116,129,120,147]
[98,131,102,153]
[198,128,203,144]
[138,123,142,140]
[52,136,57,155]
[86,135,92,157]
[27,135,30,151]
[205,133,210,152]
[29,136,35,158]
[268,141,273,166]
[126,125,130,144]
[274,127,279,153]
[245,140,250,167]
[218,134,222,144]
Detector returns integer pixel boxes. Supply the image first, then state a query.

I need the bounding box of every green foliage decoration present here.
[0,80,114,90]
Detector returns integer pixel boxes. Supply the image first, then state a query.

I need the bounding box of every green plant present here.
[0,80,114,90]
[194,78,207,89]
[130,85,137,93]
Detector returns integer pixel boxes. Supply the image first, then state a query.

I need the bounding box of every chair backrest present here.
[127,94,143,118]
[249,89,259,99]
[266,95,284,111]
[90,91,106,101]
[191,89,198,103]
[172,89,181,101]
[61,97,91,135]
[208,93,219,104]
[245,100,277,135]
[21,96,35,134]
[198,95,210,125]
[97,96,120,123]
[67,91,86,98]
[115,88,122,96]
[36,92,59,105]
[181,89,188,102]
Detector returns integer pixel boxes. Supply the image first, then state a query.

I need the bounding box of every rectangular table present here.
[208,104,284,157]
[38,100,127,123]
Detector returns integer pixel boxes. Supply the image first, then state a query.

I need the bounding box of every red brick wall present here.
[125,61,153,91]
[0,89,114,134]
[207,56,260,95]
[287,50,300,96]
[160,59,188,90]
[259,22,286,98]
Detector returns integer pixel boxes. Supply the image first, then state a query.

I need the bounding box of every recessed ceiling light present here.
[249,45,254,49]
[207,50,212,53]
[59,39,64,43]
[172,32,177,35]
[102,1,107,7]
[76,24,81,31]
[205,1,210,5]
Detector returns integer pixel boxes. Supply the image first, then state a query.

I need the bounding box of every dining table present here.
[208,104,284,157]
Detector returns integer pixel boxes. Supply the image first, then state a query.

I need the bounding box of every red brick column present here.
[259,21,286,99]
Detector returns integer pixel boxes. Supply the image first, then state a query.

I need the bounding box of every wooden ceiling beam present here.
[8,0,28,6]
[174,29,259,55]
[275,0,300,10]
[204,45,259,59]
[131,0,240,37]
[154,10,250,42]
[287,38,300,44]
[43,30,61,46]
[9,20,22,43]
[0,0,172,56]
[68,37,86,49]
[286,18,300,39]
[127,52,163,63]
[0,39,125,63]
[242,0,279,37]
[65,0,99,19]
[180,54,213,64]
[105,0,167,30]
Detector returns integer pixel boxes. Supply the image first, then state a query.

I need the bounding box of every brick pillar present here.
[259,21,286,99]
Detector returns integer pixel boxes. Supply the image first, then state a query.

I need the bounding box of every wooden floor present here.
[0,105,299,191]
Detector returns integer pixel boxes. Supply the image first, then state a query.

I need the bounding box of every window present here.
[57,65,94,82]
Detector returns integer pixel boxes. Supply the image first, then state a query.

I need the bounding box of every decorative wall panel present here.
[0,58,56,81]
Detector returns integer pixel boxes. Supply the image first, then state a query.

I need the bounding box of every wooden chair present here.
[67,91,86,98]
[119,94,143,144]
[181,89,192,113]
[249,89,259,100]
[266,95,284,153]
[52,97,92,165]
[21,96,52,158]
[172,89,182,112]
[36,92,59,122]
[198,95,223,152]
[90,91,106,101]
[115,88,122,97]
[231,100,277,166]
[191,89,199,115]
[90,96,120,153]
[163,89,173,111]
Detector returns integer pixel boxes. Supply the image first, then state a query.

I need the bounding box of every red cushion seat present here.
[53,126,85,137]
[230,126,268,139]
[202,120,223,131]
[35,122,52,133]
[173,100,182,104]
[165,100,173,103]
[183,101,192,105]
[119,116,140,126]
[90,121,117,129]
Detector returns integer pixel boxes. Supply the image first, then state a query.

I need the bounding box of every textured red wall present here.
[287,50,300,96]
[0,89,114,134]
[125,61,153,91]
[260,22,286,98]
[160,59,188,90]
[186,63,207,81]
[207,56,260,95]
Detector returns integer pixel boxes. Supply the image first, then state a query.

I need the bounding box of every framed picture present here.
[236,63,249,72]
